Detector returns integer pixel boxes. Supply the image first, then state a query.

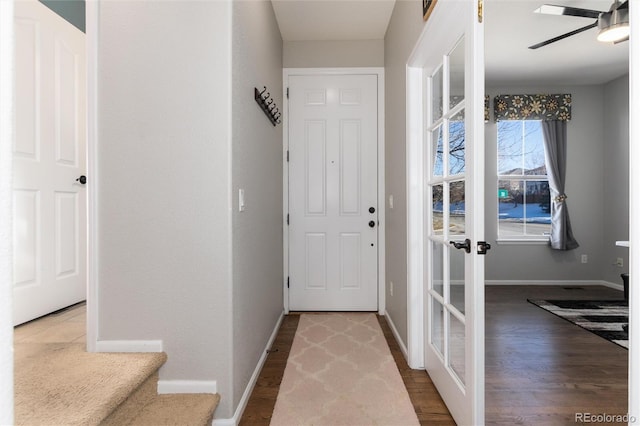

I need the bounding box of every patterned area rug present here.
[528,299,628,349]
[270,313,419,425]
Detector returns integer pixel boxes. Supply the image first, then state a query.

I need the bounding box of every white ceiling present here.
[271,0,629,86]
[271,0,395,41]
[485,0,629,86]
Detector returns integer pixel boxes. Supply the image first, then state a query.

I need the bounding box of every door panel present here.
[288,74,378,311]
[420,1,485,424]
[13,0,86,325]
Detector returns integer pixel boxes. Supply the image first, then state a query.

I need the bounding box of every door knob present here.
[369,220,376,228]
[76,175,87,185]
[449,238,471,253]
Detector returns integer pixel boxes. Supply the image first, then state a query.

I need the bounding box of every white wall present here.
[603,74,630,285]
[485,85,608,282]
[231,0,284,414]
[97,0,234,417]
[383,0,426,345]
[0,1,15,422]
[283,39,383,68]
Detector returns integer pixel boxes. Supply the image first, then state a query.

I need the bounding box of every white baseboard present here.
[384,311,408,362]
[157,380,217,394]
[95,340,163,353]
[212,311,285,426]
[486,279,623,290]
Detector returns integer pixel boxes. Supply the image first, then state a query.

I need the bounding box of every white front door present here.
[418,1,485,424]
[13,0,86,325]
[287,73,378,311]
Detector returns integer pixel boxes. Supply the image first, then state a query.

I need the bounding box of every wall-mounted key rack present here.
[254,86,281,126]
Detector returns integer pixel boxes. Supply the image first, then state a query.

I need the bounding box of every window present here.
[497,120,551,239]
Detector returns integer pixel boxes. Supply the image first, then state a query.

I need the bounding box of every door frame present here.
[282,67,385,315]
[85,0,98,352]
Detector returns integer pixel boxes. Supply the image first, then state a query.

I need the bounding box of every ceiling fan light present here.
[597,8,630,42]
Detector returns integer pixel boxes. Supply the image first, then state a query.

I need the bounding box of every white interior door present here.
[421,2,485,424]
[13,0,86,325]
[288,73,378,311]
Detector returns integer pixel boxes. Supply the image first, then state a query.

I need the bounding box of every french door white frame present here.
[406,1,485,424]
[629,1,639,421]
[282,67,386,315]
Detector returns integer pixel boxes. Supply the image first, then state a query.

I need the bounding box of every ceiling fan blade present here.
[534,4,602,19]
[528,21,598,49]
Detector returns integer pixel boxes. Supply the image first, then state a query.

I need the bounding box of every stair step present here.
[107,393,220,426]
[14,342,167,425]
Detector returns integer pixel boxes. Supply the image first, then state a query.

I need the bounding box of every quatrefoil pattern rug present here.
[270,313,419,425]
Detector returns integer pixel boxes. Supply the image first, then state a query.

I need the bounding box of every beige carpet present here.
[270,313,420,426]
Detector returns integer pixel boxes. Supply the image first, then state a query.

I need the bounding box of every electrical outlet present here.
[616,257,624,267]
[390,281,394,296]
[581,254,588,264]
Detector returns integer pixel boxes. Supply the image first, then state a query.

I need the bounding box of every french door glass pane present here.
[449,39,465,109]
[449,246,465,314]
[449,109,465,175]
[432,66,444,122]
[431,298,444,356]
[432,125,444,177]
[432,241,444,296]
[449,313,466,385]
[449,181,465,235]
[433,184,444,235]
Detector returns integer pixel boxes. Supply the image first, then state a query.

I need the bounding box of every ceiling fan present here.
[529,0,629,49]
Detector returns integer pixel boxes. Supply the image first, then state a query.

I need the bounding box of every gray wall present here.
[97,0,234,417]
[485,82,629,285]
[602,74,630,284]
[283,40,383,68]
[39,0,85,32]
[231,0,284,413]
[383,0,425,345]
[485,85,607,282]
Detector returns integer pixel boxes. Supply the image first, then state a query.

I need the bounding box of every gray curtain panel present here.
[541,120,579,250]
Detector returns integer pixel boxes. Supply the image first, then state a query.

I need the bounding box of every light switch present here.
[239,189,245,212]
[389,194,394,209]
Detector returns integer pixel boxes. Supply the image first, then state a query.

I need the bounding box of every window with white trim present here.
[497,120,551,239]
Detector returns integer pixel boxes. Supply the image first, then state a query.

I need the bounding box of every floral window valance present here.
[494,94,571,122]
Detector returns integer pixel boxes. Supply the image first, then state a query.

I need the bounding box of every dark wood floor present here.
[239,285,628,425]
[486,285,628,425]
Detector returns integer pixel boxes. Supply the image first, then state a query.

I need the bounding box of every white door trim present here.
[85,1,98,352]
[282,67,385,315]
[629,1,639,420]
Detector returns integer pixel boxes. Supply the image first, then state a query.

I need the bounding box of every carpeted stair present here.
[14,342,219,425]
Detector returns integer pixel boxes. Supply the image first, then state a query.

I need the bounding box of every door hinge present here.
[286,87,289,99]
[287,277,290,288]
[286,150,289,162]
[478,0,484,23]
[286,214,289,225]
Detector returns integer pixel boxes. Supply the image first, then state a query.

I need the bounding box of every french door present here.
[419,1,485,424]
